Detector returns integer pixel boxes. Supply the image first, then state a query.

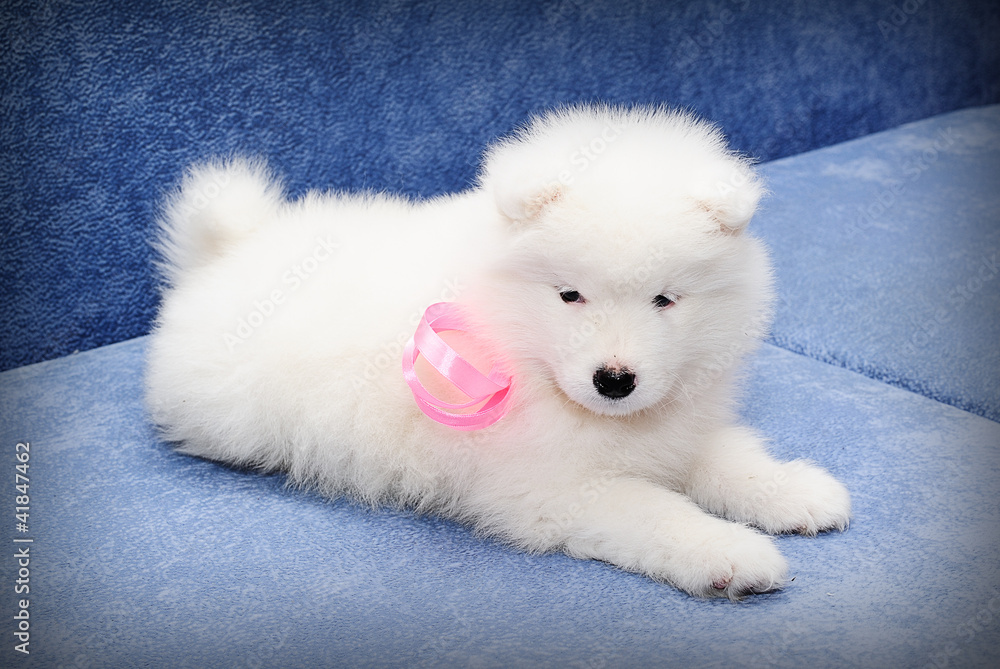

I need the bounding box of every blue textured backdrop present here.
[1,0,999,371]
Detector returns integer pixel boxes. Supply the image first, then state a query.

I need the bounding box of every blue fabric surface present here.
[756,105,1000,421]
[2,0,999,371]
[1,336,998,668]
[3,3,999,664]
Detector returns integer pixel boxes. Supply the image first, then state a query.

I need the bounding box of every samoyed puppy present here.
[146,105,851,598]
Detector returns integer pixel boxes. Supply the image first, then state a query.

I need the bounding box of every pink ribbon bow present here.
[402,302,513,430]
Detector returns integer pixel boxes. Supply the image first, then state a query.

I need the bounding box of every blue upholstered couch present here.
[2,1,998,667]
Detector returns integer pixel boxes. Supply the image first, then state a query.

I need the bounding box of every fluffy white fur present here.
[146,105,851,599]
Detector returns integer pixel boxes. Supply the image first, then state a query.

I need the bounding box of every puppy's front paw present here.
[751,461,851,535]
[668,523,788,599]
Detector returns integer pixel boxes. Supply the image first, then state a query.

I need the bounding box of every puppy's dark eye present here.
[560,290,585,304]
[653,294,675,309]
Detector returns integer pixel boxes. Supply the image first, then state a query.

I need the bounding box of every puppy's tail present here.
[155,158,284,286]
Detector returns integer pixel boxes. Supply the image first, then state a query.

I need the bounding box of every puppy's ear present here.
[695,164,765,235]
[494,178,564,223]
[480,133,569,225]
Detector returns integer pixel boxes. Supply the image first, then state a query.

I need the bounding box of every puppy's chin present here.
[560,384,664,418]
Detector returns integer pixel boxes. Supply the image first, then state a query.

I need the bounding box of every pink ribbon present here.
[402,302,513,430]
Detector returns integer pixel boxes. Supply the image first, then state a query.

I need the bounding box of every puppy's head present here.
[477,105,773,417]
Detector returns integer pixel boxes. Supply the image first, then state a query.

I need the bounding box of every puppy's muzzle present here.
[593,366,636,399]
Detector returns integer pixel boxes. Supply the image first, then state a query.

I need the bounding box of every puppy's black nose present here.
[593,366,636,399]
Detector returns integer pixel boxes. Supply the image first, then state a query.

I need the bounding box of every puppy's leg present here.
[558,477,787,598]
[684,426,852,535]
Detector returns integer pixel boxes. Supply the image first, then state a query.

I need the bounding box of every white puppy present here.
[146,105,851,598]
